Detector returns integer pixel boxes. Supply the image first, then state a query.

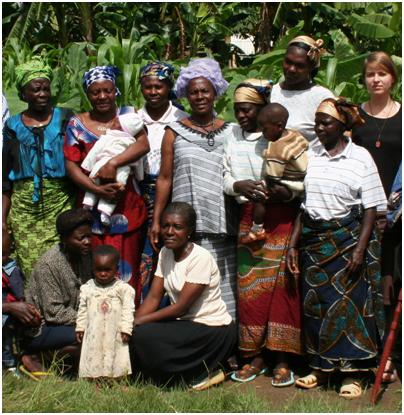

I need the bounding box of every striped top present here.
[168,121,238,235]
[302,137,387,220]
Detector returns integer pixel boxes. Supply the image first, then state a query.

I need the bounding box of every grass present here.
[3,369,401,413]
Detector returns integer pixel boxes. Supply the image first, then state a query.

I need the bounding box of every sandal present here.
[339,377,362,400]
[295,371,327,389]
[19,365,52,381]
[271,365,295,387]
[382,358,398,383]
[190,369,226,391]
[231,364,268,383]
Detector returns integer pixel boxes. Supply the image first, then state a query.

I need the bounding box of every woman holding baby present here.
[64,65,149,307]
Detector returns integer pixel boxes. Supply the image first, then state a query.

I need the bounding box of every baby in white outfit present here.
[81,113,144,226]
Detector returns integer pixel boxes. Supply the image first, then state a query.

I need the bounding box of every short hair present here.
[93,244,120,265]
[260,103,289,126]
[363,51,398,87]
[162,202,197,233]
[56,208,93,237]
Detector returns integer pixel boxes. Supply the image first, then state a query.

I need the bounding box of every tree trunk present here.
[256,3,277,54]
[174,5,186,59]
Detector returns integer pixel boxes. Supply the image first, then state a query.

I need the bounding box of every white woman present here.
[352,51,402,384]
[286,98,386,399]
[137,61,188,302]
[271,35,334,147]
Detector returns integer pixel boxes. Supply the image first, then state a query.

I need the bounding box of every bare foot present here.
[21,354,45,373]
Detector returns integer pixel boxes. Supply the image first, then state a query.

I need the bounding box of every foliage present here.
[2,2,402,119]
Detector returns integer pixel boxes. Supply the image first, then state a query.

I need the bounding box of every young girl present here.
[76,244,135,381]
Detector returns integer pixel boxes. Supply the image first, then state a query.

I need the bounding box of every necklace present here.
[96,120,115,132]
[368,100,395,148]
[189,117,217,146]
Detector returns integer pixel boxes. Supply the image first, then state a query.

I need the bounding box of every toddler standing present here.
[240,103,309,244]
[81,113,145,226]
[76,245,135,381]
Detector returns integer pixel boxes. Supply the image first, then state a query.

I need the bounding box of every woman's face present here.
[160,213,191,252]
[63,224,92,256]
[141,76,171,110]
[364,62,395,97]
[186,77,216,116]
[234,102,261,132]
[282,46,313,88]
[87,80,117,114]
[314,112,345,148]
[22,78,51,111]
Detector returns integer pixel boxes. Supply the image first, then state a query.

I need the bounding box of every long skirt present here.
[9,178,74,281]
[300,208,385,371]
[238,202,302,357]
[195,234,237,321]
[130,320,236,385]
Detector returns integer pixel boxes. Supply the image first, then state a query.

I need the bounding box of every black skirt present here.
[130,320,236,385]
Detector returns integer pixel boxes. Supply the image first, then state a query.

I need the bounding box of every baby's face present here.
[258,115,282,142]
[93,254,118,285]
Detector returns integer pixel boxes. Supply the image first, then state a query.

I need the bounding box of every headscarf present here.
[316,97,364,128]
[140,61,175,85]
[174,58,228,99]
[233,78,273,105]
[15,56,53,91]
[82,65,121,95]
[288,36,325,68]
[56,208,94,237]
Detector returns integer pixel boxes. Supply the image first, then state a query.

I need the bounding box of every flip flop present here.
[230,364,268,383]
[19,365,52,381]
[271,368,295,387]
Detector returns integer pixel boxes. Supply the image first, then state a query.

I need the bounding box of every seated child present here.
[2,229,26,373]
[81,113,145,226]
[240,103,308,244]
[76,245,135,381]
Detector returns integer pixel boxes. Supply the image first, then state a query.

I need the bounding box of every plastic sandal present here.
[295,371,327,389]
[339,377,362,400]
[19,365,52,381]
[190,369,226,391]
[271,367,295,387]
[231,364,268,383]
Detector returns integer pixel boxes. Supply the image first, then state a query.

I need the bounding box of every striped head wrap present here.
[234,78,273,105]
[288,36,325,68]
[140,61,175,85]
[174,58,228,99]
[15,57,53,91]
[316,97,364,129]
[82,65,121,95]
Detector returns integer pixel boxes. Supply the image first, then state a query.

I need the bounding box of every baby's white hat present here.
[118,113,144,136]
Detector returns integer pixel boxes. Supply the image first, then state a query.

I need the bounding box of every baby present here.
[81,113,144,226]
[240,103,308,244]
[76,245,135,382]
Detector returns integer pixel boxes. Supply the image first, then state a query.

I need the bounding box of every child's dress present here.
[76,279,135,378]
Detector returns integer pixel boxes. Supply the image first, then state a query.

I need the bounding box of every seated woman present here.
[286,98,386,399]
[20,209,94,378]
[130,202,236,390]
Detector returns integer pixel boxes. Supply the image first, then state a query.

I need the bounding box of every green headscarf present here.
[15,57,53,91]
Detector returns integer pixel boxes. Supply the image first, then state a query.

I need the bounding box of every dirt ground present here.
[224,368,402,413]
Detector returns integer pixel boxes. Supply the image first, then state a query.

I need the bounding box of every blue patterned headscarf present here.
[140,61,175,86]
[82,65,121,95]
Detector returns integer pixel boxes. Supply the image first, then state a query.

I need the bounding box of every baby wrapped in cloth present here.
[81,113,144,226]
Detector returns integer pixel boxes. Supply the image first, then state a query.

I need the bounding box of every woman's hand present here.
[3,302,41,326]
[286,248,300,276]
[95,160,118,182]
[121,332,130,343]
[149,221,161,252]
[95,183,124,202]
[76,331,84,343]
[267,183,293,202]
[233,180,267,202]
[347,246,365,274]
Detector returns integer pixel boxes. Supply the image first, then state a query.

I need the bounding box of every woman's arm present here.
[134,281,205,325]
[96,129,150,181]
[347,207,376,273]
[286,211,302,275]
[2,192,11,230]
[65,159,122,202]
[150,129,176,251]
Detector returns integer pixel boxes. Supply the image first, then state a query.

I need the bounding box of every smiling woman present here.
[2,56,74,280]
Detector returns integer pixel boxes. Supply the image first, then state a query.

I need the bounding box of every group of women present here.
[2,35,401,396]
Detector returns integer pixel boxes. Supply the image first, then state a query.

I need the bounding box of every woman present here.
[271,35,334,147]
[223,80,302,386]
[137,61,188,301]
[2,57,74,279]
[150,58,238,319]
[21,208,93,377]
[352,53,401,383]
[286,98,386,399]
[131,202,236,389]
[64,65,149,307]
